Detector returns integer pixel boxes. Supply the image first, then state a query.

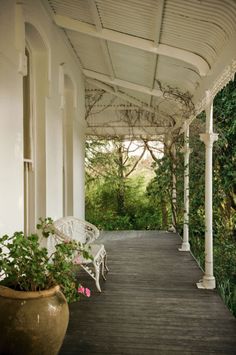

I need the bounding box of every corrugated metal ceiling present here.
[96,0,160,40]
[108,42,156,87]
[156,57,200,93]
[46,0,236,137]
[67,30,110,75]
[48,0,94,24]
[161,0,236,66]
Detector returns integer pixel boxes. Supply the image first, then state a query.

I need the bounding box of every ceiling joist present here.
[88,0,116,86]
[84,69,163,98]
[86,78,156,114]
[149,0,165,106]
[54,14,210,76]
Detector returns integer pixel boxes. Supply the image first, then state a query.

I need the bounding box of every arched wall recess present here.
[24,22,48,231]
[23,6,52,96]
[61,63,78,109]
[59,63,86,218]
[62,73,75,216]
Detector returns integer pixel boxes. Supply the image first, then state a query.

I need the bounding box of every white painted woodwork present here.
[0,1,24,235]
[171,143,177,230]
[86,79,156,113]
[149,0,165,105]
[88,0,115,83]
[86,124,168,138]
[179,123,191,252]
[23,47,35,235]
[83,69,163,97]
[25,23,48,228]
[63,76,74,217]
[1,0,236,278]
[197,101,218,290]
[73,122,86,218]
[54,14,209,76]
[48,1,236,138]
[153,0,165,46]
[53,217,109,292]
[0,0,86,236]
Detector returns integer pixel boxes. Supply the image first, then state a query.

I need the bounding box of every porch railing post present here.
[179,122,191,251]
[197,96,218,289]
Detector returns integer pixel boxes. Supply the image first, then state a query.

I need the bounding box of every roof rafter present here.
[88,0,117,90]
[149,0,165,106]
[84,69,163,98]
[85,78,156,114]
[153,0,165,47]
[86,79,184,135]
[86,125,168,138]
[54,14,210,76]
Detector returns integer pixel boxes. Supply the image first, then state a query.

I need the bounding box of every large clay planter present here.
[0,285,69,355]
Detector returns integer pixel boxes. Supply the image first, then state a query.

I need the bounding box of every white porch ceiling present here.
[46,0,236,138]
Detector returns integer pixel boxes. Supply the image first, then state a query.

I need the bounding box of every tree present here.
[85,138,147,228]
[143,136,183,230]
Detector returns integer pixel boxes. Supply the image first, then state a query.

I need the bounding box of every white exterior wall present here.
[73,120,86,218]
[0,0,86,235]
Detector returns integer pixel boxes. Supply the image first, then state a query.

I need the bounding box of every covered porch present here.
[0,1,236,353]
[60,231,236,354]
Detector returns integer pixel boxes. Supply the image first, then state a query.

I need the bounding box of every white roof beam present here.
[150,0,165,106]
[153,0,165,46]
[86,126,168,138]
[54,14,210,76]
[85,105,143,111]
[84,69,163,98]
[86,78,156,114]
[88,0,117,90]
[86,80,181,135]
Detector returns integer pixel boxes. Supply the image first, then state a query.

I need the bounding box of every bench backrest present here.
[53,216,99,245]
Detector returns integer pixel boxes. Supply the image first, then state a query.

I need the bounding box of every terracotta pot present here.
[0,285,69,355]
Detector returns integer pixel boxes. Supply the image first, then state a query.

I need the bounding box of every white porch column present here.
[197,97,218,289]
[171,143,177,231]
[73,122,86,219]
[179,123,191,251]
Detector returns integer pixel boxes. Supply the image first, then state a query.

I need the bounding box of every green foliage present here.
[188,77,236,316]
[36,217,54,238]
[146,143,184,231]
[86,138,161,230]
[86,172,162,230]
[0,232,49,292]
[85,78,236,315]
[0,220,91,303]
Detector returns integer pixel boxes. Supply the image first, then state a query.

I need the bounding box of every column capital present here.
[199,133,218,147]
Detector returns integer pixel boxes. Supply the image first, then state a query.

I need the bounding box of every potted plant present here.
[0,218,91,355]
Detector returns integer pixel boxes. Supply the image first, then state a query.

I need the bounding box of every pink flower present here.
[85,288,91,297]
[77,285,91,297]
[77,286,85,294]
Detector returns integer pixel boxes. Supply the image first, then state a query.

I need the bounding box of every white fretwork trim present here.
[196,59,236,115]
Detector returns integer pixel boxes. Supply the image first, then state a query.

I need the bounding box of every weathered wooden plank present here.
[60,231,236,355]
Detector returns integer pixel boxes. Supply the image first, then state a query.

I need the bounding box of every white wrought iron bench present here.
[52,217,108,292]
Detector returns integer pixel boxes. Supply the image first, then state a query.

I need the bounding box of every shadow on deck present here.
[60,231,236,355]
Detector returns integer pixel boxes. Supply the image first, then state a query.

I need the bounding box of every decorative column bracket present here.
[199,133,218,147]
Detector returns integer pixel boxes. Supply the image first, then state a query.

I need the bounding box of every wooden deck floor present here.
[59,231,236,355]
